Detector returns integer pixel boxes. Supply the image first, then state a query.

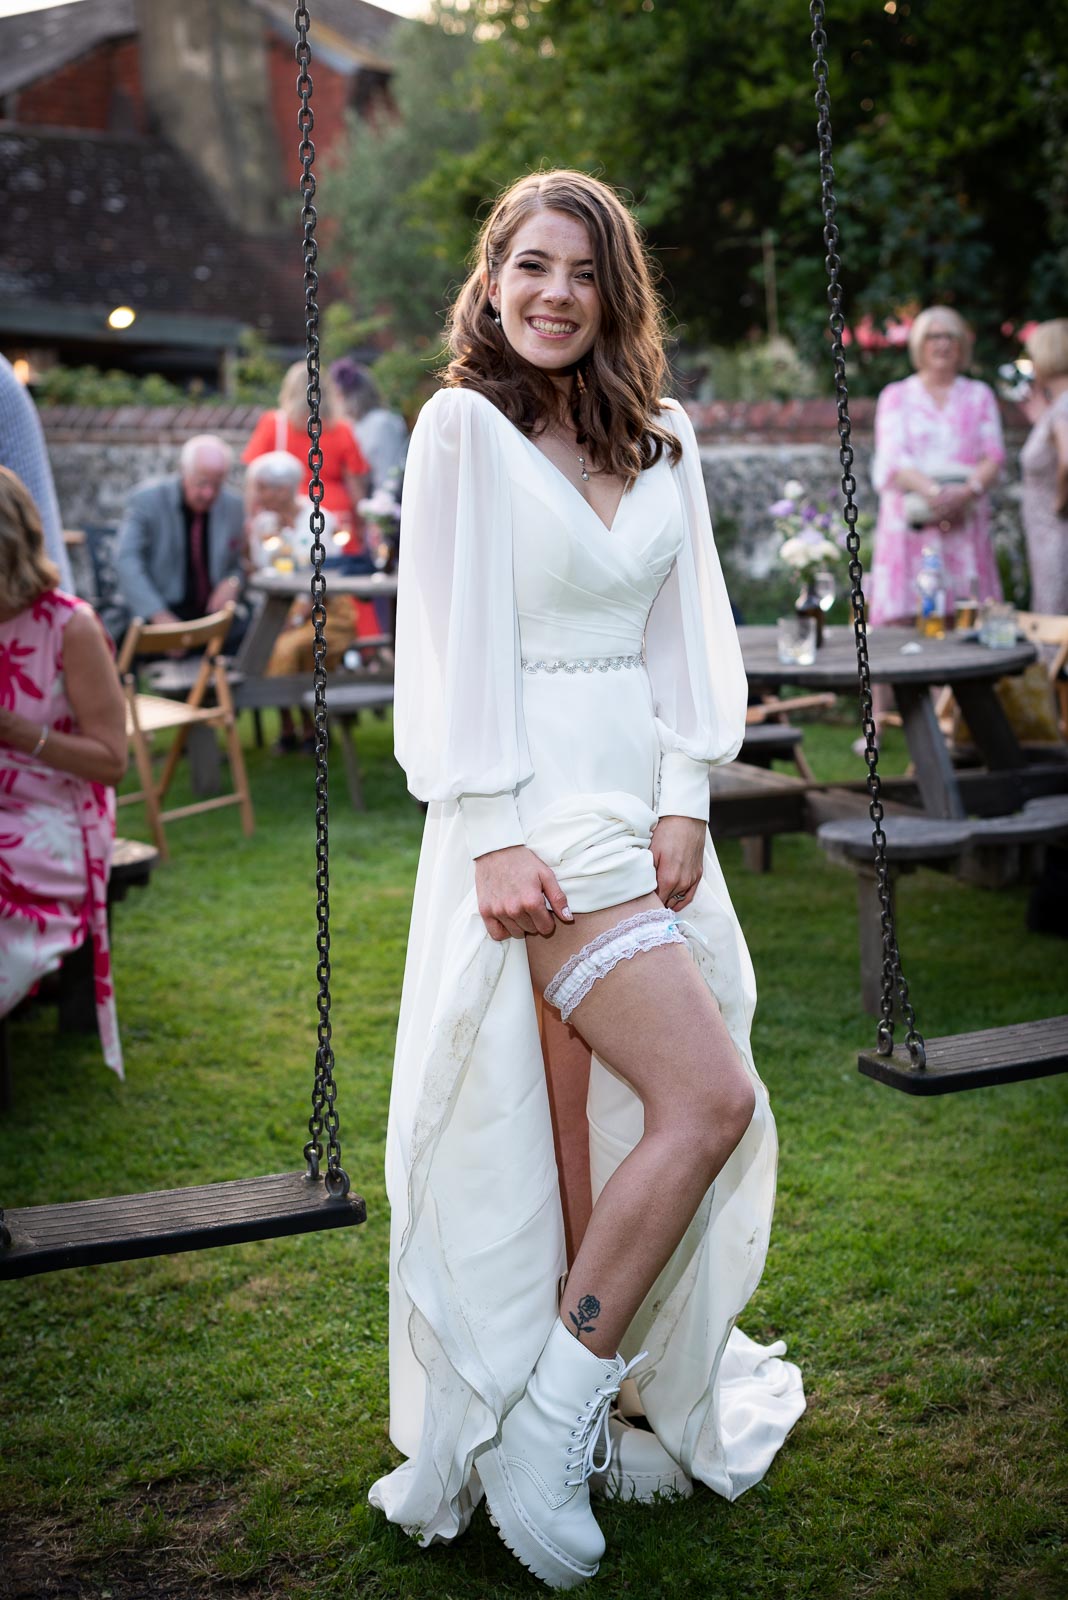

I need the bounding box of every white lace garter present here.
[543,908,686,1022]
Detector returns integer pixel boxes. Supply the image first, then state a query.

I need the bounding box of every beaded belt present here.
[520,651,645,675]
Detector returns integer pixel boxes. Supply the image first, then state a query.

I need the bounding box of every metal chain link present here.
[809,0,925,1069]
[296,3,351,1192]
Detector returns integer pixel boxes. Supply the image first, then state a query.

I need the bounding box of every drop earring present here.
[492,307,502,325]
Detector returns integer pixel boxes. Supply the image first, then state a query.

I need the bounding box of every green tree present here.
[323,7,485,349]
[326,0,1068,379]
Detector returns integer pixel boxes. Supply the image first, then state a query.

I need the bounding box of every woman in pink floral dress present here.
[0,468,127,1074]
[871,306,1005,626]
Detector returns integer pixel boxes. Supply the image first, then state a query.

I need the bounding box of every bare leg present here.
[536,995,593,1266]
[525,892,755,1360]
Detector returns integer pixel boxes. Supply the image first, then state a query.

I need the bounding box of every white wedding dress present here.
[369,387,805,1544]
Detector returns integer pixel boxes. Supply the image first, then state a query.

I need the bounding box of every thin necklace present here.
[549,422,590,482]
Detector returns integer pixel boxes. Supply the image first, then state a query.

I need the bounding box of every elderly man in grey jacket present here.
[116,435,245,626]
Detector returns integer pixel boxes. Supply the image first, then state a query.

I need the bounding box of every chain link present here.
[296,3,351,1192]
[809,1,925,1069]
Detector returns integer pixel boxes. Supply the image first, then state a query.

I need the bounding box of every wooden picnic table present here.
[738,624,1042,821]
[239,568,398,679]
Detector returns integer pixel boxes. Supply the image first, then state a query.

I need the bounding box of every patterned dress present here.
[870,374,1005,624]
[0,589,121,1075]
[1020,389,1068,615]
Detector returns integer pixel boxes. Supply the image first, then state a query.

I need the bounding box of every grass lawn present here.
[1,709,1065,1600]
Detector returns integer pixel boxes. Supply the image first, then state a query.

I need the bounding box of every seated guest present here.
[244,451,355,754]
[115,434,245,629]
[0,467,127,1075]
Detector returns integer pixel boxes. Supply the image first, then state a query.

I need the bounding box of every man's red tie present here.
[189,512,209,613]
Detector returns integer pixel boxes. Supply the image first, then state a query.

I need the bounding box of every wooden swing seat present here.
[858,1014,1068,1095]
[0,1171,366,1280]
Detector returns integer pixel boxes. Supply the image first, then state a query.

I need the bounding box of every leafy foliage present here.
[227,330,287,405]
[326,0,1067,382]
[30,365,188,407]
[322,8,485,348]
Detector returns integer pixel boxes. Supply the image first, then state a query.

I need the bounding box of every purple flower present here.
[770,498,795,517]
[815,512,832,531]
[801,502,820,522]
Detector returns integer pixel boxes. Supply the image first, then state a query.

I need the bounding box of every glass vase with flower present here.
[769,479,845,648]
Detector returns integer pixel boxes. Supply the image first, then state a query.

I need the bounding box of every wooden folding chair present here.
[934,611,1068,749]
[1016,612,1068,739]
[115,605,255,861]
[743,692,837,780]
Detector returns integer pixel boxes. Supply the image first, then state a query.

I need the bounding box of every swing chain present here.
[296,3,350,1195]
[810,0,925,1069]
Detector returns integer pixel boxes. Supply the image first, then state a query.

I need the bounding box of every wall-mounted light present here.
[12,358,32,384]
[108,306,136,330]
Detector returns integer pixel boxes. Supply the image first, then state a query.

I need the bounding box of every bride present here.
[369,170,804,1589]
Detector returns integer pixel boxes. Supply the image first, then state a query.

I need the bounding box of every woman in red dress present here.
[242,361,370,546]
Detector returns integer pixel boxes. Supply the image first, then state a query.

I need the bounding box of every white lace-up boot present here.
[589,1412,693,1502]
[476,1319,646,1590]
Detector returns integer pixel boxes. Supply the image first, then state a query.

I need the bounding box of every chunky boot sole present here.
[590,1415,693,1503]
[476,1448,599,1591]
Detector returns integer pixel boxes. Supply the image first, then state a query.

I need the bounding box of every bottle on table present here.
[915,547,947,639]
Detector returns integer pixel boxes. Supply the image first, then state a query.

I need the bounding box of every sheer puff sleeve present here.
[393,388,531,858]
[645,400,747,820]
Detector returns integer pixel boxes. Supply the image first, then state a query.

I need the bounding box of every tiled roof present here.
[252,0,399,69]
[0,127,307,343]
[0,0,399,98]
[0,0,135,98]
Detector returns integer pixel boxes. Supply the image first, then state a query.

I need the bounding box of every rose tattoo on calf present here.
[569,1293,601,1338]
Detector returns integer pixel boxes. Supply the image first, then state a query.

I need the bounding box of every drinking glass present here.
[813,568,837,614]
[978,602,1017,649]
[777,614,818,666]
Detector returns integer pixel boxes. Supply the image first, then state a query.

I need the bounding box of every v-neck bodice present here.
[490,402,685,662]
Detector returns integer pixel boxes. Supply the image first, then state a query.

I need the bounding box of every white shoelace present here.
[564,1350,648,1488]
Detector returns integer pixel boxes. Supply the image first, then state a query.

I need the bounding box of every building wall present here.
[266,33,352,190]
[10,38,146,133]
[133,0,283,236]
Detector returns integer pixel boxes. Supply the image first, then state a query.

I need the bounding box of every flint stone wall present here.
[39,398,1029,604]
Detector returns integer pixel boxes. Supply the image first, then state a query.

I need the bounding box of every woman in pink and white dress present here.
[870,306,1005,626]
[0,468,127,1074]
[369,172,804,1590]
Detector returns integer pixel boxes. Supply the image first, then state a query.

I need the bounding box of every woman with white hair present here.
[243,450,356,754]
[870,306,1004,634]
[1020,318,1068,614]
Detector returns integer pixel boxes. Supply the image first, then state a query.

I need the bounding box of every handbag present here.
[902,461,972,529]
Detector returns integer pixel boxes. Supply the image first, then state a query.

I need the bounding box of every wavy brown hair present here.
[445,170,680,484]
[0,467,59,618]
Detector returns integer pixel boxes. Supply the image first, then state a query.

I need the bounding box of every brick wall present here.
[13,38,146,133]
[267,34,350,187]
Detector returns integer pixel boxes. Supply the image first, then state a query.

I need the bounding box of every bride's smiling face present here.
[488,209,602,378]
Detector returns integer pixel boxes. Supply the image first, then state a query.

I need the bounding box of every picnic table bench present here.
[818,797,1068,1013]
[301,681,396,810]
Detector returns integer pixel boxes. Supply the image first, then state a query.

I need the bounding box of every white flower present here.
[358,490,402,519]
[783,479,806,501]
[779,535,840,572]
